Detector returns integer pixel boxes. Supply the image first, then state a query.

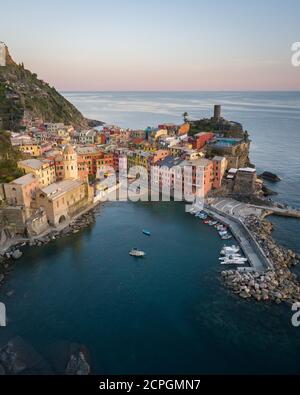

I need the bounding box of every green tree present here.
[183,112,189,123]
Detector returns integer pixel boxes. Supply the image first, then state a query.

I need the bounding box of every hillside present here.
[0,130,24,183]
[0,44,102,130]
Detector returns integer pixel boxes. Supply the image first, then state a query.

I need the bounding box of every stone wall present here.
[206,141,251,169]
[26,209,49,237]
[0,207,27,236]
[232,171,256,195]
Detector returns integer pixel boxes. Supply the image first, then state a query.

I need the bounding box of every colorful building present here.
[212,156,227,189]
[193,132,214,150]
[18,159,56,187]
[3,173,39,208]
[35,179,93,226]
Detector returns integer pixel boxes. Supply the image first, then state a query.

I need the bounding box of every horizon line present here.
[60,89,300,93]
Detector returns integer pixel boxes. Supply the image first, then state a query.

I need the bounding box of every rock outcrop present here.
[222,215,300,304]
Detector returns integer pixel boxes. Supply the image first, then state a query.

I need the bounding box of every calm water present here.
[1,92,300,374]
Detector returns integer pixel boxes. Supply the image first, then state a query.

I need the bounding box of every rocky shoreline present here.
[222,214,300,304]
[0,207,99,291]
[0,337,91,375]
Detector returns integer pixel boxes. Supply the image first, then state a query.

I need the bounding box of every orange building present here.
[213,156,227,189]
[193,132,214,150]
[77,147,115,177]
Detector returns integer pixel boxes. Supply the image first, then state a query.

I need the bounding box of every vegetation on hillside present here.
[0,49,91,130]
[188,118,245,138]
[0,82,23,130]
[0,129,23,183]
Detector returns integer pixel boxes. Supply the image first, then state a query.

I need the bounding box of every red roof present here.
[131,138,145,145]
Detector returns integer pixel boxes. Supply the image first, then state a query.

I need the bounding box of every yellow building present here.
[18,159,56,187]
[57,129,70,138]
[140,142,157,152]
[18,144,42,157]
[35,179,93,226]
[127,151,152,169]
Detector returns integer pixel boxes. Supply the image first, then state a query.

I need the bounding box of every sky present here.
[1,0,300,91]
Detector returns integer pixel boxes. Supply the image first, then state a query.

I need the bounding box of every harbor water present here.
[1,91,300,374]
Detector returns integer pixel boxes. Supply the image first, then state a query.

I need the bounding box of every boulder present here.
[65,351,90,375]
[11,250,22,260]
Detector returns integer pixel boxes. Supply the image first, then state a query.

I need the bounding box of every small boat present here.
[221,234,232,240]
[219,230,228,236]
[142,229,151,236]
[221,246,240,255]
[219,254,243,260]
[220,261,246,265]
[209,220,218,226]
[221,257,248,263]
[204,220,211,224]
[129,248,146,257]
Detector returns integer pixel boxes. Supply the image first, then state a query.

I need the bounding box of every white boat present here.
[221,234,232,240]
[129,248,146,257]
[220,261,246,265]
[221,257,248,264]
[219,230,228,236]
[221,246,240,254]
[219,254,242,260]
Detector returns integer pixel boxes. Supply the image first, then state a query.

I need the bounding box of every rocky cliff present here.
[0,45,102,130]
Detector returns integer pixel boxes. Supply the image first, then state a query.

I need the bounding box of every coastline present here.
[221,213,300,304]
[1,195,299,307]
[0,202,101,290]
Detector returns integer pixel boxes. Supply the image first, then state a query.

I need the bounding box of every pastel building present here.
[193,132,214,150]
[212,156,227,189]
[18,159,56,187]
[4,174,39,208]
[36,179,93,226]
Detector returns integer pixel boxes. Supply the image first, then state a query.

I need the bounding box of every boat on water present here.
[219,254,244,260]
[221,234,233,240]
[219,230,228,236]
[221,246,240,255]
[216,224,227,231]
[221,257,248,263]
[129,248,146,257]
[209,220,218,226]
[142,229,151,236]
[220,260,246,265]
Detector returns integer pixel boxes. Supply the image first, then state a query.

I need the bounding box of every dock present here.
[203,204,273,272]
[249,204,300,219]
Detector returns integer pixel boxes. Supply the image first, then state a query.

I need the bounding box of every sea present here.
[0,91,300,374]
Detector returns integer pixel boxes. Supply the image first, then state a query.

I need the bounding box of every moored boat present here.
[221,234,232,240]
[221,246,240,255]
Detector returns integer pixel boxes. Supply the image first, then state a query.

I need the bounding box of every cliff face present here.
[0,45,102,130]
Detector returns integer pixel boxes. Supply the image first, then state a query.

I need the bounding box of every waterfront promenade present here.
[203,202,272,272]
[207,197,300,220]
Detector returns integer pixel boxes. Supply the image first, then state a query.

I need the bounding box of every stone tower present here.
[213,105,221,121]
[63,145,78,180]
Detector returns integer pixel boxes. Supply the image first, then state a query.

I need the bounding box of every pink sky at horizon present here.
[2,0,300,91]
